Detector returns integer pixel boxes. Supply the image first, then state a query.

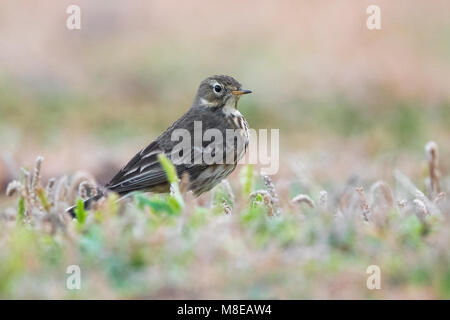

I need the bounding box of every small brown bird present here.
[68,75,251,216]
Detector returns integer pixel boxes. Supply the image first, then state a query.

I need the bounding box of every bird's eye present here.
[214,84,222,93]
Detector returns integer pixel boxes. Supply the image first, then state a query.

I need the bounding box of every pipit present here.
[68,75,251,216]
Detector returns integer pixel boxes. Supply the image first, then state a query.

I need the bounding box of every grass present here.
[0,141,448,299]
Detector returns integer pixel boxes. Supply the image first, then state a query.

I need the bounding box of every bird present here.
[67,75,252,217]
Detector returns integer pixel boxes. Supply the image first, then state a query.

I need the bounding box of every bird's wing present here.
[105,141,169,194]
[105,143,209,195]
[105,107,232,195]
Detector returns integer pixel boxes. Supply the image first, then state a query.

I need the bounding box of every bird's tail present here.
[66,192,104,218]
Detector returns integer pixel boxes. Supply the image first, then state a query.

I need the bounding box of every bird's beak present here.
[232,89,252,96]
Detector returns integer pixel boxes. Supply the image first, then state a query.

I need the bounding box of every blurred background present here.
[0,0,449,198]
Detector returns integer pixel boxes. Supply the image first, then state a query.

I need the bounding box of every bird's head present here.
[193,75,251,110]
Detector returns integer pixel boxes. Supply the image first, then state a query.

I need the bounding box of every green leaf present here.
[136,193,175,215]
[240,164,254,196]
[74,198,87,224]
[157,154,184,212]
[17,196,25,222]
[158,154,178,184]
[37,188,51,212]
[106,193,119,216]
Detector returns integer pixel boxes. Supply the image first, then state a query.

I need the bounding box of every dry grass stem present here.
[6,180,23,197]
[45,178,55,200]
[179,172,191,195]
[54,175,69,203]
[395,170,441,215]
[221,179,235,204]
[291,194,316,208]
[68,171,97,203]
[319,190,328,209]
[31,156,43,202]
[261,174,279,215]
[78,181,89,199]
[413,198,428,220]
[397,199,408,209]
[355,186,370,222]
[250,190,275,216]
[222,200,232,215]
[370,181,394,209]
[425,141,441,196]
[433,192,446,204]
[369,181,394,227]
